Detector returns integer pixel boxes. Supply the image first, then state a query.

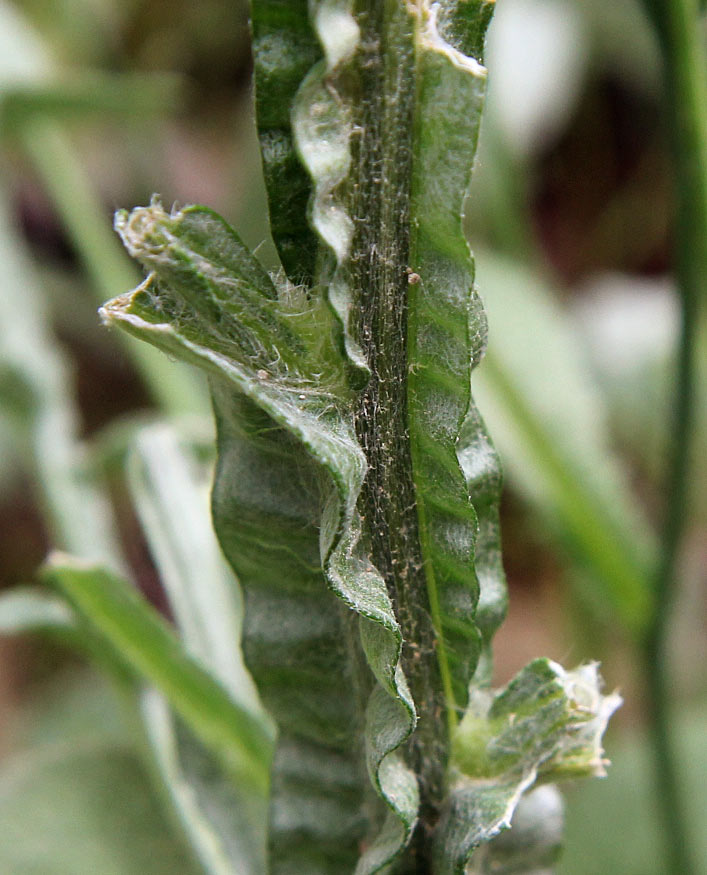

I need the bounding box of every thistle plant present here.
[2,1,625,873]
[94,2,618,871]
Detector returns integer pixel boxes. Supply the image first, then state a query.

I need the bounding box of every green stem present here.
[640,2,707,873]
[350,0,448,834]
[17,118,208,419]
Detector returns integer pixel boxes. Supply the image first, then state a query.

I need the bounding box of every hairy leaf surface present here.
[436,660,621,874]
[103,202,416,873]
[408,2,505,712]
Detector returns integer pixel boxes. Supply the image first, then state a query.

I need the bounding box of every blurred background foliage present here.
[0,0,704,872]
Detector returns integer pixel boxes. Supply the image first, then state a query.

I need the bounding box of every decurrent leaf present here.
[103,1,619,871]
[103,196,415,875]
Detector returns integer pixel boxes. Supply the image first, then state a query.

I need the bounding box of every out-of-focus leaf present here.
[0,178,123,565]
[435,660,620,874]
[573,272,707,522]
[0,738,199,875]
[0,586,75,634]
[139,689,270,875]
[473,251,657,635]
[1,72,183,127]
[0,6,205,419]
[485,0,589,157]
[0,0,51,87]
[559,705,707,875]
[126,423,272,875]
[0,662,198,874]
[41,554,275,796]
[126,424,257,704]
[0,5,181,126]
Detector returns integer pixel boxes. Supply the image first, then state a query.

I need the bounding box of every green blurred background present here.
[0,1,704,872]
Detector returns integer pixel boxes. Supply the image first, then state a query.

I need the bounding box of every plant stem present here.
[350,0,447,855]
[640,1,707,873]
[17,118,209,419]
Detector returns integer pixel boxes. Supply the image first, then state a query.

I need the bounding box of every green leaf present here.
[435,660,621,874]
[250,0,321,284]
[41,554,275,797]
[1,72,183,128]
[408,1,505,709]
[126,423,272,875]
[138,690,270,875]
[102,198,415,875]
[473,251,657,635]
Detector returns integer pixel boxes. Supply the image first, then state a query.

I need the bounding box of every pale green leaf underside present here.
[465,784,564,875]
[436,660,621,874]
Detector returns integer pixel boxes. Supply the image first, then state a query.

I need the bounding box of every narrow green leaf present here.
[408,1,504,714]
[2,72,183,128]
[435,660,621,873]
[139,689,270,875]
[41,554,274,797]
